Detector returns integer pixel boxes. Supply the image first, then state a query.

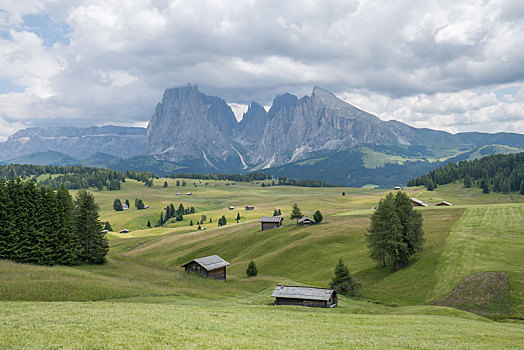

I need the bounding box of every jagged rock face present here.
[250,86,419,168]
[147,85,239,164]
[0,126,147,161]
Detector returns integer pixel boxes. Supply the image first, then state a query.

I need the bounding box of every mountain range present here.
[2,85,524,187]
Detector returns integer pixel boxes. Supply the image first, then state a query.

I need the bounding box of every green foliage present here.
[246,260,258,277]
[408,152,524,194]
[125,199,130,207]
[521,180,524,195]
[73,190,108,264]
[342,192,346,196]
[426,179,436,191]
[329,258,360,296]
[290,203,303,220]
[147,220,151,228]
[135,198,145,210]
[464,175,473,188]
[367,191,424,271]
[104,222,113,231]
[313,210,323,223]
[189,220,193,226]
[273,209,281,216]
[218,215,227,227]
[236,212,241,222]
[163,181,168,188]
[113,199,123,211]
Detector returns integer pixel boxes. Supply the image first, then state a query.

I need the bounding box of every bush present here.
[313,210,323,223]
[246,260,258,277]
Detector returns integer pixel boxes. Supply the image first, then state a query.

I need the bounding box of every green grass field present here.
[1,179,523,348]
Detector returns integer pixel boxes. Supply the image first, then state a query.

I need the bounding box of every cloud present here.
[0,0,522,137]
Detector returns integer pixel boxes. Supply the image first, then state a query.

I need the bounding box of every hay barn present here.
[260,216,283,231]
[181,255,229,281]
[271,285,338,308]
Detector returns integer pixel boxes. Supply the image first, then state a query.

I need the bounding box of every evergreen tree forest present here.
[0,179,108,266]
[156,203,195,227]
[407,152,524,194]
[170,172,337,187]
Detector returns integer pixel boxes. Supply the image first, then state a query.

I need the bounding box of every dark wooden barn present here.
[436,201,452,206]
[260,216,284,231]
[297,217,315,225]
[271,285,338,308]
[181,255,230,281]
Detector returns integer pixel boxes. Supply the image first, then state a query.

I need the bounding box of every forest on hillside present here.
[407,152,524,194]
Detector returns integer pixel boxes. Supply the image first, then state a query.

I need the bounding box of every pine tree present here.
[426,179,436,191]
[147,220,151,228]
[366,192,424,271]
[236,212,241,222]
[218,217,223,227]
[329,258,360,296]
[104,221,113,231]
[74,189,108,264]
[482,179,490,194]
[520,180,524,195]
[313,210,323,223]
[464,175,472,188]
[342,192,346,196]
[290,203,303,220]
[221,215,227,225]
[0,180,12,259]
[190,220,193,226]
[55,184,79,265]
[163,181,168,188]
[246,260,258,277]
[125,199,130,208]
[113,199,123,211]
[158,212,164,226]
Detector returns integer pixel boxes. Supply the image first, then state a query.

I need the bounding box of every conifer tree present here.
[15,180,40,263]
[113,199,123,211]
[426,179,436,191]
[246,260,258,277]
[236,212,241,222]
[104,221,113,231]
[125,199,130,208]
[313,210,323,223]
[55,184,79,265]
[221,215,227,225]
[147,220,151,228]
[164,181,168,188]
[290,203,303,220]
[74,189,108,264]
[0,180,11,259]
[521,180,524,195]
[190,220,193,226]
[198,224,201,230]
[329,258,360,296]
[464,175,472,188]
[342,192,346,196]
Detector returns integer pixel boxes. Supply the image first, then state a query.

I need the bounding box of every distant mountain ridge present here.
[0,125,147,161]
[2,85,524,187]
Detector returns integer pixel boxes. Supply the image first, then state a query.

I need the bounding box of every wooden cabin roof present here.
[181,255,229,271]
[271,285,335,301]
[437,201,452,206]
[260,216,283,223]
[410,197,428,207]
[297,217,314,224]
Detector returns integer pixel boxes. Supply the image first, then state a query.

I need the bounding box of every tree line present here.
[156,203,195,227]
[170,172,337,187]
[0,179,108,265]
[407,152,524,194]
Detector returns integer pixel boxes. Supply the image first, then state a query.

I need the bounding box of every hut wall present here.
[207,267,227,281]
[275,298,328,308]
[184,262,208,277]
[261,222,281,231]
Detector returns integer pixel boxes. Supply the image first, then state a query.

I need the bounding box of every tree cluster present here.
[156,203,195,227]
[171,172,270,182]
[0,180,108,265]
[366,191,424,271]
[218,215,227,227]
[407,152,524,194]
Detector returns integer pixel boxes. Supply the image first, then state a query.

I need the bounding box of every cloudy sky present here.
[1,0,523,140]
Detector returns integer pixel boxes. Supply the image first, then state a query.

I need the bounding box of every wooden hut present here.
[436,201,452,206]
[245,205,255,210]
[181,255,229,281]
[271,285,338,308]
[297,217,315,225]
[260,216,283,231]
[410,197,428,207]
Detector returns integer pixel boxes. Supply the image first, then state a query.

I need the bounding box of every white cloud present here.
[0,0,522,136]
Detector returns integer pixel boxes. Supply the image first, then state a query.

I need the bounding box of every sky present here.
[0,0,523,141]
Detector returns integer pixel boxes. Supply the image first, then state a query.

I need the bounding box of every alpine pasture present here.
[1,177,523,348]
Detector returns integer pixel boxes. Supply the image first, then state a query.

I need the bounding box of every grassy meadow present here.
[1,178,524,348]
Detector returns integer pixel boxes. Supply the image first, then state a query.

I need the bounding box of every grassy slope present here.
[1,180,523,347]
[1,300,522,349]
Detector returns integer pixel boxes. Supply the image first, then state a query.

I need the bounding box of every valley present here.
[1,177,523,348]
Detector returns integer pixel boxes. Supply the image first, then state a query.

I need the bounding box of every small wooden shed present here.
[245,205,255,210]
[181,255,229,280]
[297,217,315,225]
[410,197,428,207]
[271,285,338,308]
[436,201,452,206]
[260,216,283,231]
